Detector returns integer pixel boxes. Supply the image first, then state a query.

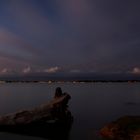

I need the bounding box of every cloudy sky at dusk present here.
[0,0,140,76]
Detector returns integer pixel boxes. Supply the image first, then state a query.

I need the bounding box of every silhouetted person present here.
[54,87,63,98]
[53,87,71,119]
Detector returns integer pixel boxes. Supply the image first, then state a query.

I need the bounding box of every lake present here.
[0,83,140,140]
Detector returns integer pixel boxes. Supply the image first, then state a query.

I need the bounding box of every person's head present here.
[55,87,62,97]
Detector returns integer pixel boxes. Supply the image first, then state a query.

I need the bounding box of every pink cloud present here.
[130,67,140,74]
[0,55,31,75]
[1,68,8,74]
[0,28,38,54]
[44,67,60,73]
[22,66,31,74]
[0,28,43,68]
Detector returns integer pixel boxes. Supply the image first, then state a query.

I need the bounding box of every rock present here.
[0,93,72,125]
[100,116,140,140]
[0,93,73,139]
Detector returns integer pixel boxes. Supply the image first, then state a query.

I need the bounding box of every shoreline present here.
[0,80,139,84]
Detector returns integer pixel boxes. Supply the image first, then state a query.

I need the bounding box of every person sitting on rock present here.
[54,87,63,98]
[53,87,71,119]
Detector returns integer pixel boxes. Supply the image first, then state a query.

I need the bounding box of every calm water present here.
[0,83,140,140]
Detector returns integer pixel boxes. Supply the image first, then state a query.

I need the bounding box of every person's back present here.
[54,87,62,98]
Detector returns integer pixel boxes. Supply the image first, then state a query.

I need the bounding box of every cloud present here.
[1,68,8,74]
[0,27,45,69]
[44,67,60,73]
[0,28,38,61]
[0,55,28,70]
[129,67,140,74]
[22,66,31,74]
[0,67,16,75]
[0,0,140,74]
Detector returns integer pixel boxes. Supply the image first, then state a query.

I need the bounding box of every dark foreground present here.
[0,93,73,140]
[100,116,140,140]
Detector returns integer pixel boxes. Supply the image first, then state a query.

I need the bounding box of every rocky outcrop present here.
[0,93,72,125]
[100,116,140,140]
[0,93,73,139]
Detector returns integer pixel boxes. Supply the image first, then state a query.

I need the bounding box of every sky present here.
[0,0,140,76]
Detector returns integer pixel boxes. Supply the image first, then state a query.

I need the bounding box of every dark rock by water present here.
[100,116,140,140]
[0,89,73,140]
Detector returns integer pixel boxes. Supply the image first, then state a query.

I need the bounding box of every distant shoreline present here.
[0,80,139,84]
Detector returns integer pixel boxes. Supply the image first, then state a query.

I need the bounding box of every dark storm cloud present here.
[0,0,140,75]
